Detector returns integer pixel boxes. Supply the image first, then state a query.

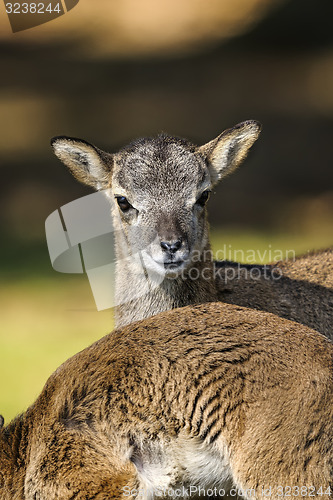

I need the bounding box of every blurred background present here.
[0,0,332,421]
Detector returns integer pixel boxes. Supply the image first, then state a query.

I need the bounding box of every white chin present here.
[163,262,186,278]
[141,252,187,278]
[141,253,166,276]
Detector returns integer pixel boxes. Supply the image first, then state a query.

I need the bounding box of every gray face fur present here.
[51,121,261,278]
[111,135,212,276]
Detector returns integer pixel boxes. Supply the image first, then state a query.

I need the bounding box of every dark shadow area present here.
[215,259,333,339]
[231,0,333,50]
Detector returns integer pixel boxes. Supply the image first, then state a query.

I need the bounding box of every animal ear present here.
[51,136,113,190]
[198,120,261,186]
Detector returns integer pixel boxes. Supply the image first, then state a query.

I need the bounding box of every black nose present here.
[160,239,182,254]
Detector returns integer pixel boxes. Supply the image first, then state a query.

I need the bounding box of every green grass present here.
[0,276,113,422]
[0,225,332,423]
[210,226,333,264]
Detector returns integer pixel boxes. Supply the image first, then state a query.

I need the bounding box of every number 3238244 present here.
[5,3,62,14]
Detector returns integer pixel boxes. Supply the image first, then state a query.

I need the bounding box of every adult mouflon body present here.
[51,122,332,337]
[0,303,332,499]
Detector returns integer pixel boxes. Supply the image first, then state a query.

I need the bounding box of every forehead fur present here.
[113,134,208,194]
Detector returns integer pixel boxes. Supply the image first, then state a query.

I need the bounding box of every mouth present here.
[141,250,190,277]
[164,261,185,270]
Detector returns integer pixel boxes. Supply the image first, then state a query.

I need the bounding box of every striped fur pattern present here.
[1,303,332,498]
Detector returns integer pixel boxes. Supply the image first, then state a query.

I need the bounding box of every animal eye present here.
[196,190,211,207]
[116,196,132,212]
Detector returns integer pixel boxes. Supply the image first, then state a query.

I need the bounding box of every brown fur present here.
[216,248,333,339]
[0,303,332,499]
[276,248,333,288]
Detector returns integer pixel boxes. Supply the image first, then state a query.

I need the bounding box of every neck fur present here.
[114,240,217,327]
